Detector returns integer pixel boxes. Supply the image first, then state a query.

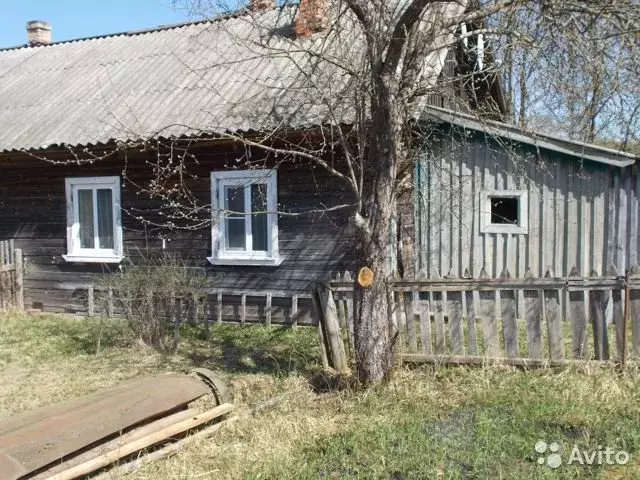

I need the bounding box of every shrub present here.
[97,254,214,354]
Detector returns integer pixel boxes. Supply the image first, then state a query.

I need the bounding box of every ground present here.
[1,313,640,479]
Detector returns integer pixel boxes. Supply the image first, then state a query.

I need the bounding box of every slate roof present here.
[0,3,463,153]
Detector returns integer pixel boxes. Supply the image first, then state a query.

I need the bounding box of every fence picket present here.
[478,267,499,356]
[463,269,478,355]
[404,292,418,353]
[500,268,518,358]
[432,272,446,354]
[568,267,588,359]
[544,269,564,361]
[589,270,609,360]
[609,265,625,360]
[523,268,542,359]
[418,298,432,355]
[631,265,640,360]
[447,272,464,356]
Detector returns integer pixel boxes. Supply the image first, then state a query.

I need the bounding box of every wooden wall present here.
[0,143,357,320]
[415,129,637,280]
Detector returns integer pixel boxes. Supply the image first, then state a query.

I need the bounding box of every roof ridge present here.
[0,7,255,52]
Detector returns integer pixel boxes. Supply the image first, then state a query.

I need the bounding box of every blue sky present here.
[0,1,198,48]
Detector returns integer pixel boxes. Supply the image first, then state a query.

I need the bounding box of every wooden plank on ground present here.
[544,268,564,361]
[500,268,518,358]
[568,266,588,359]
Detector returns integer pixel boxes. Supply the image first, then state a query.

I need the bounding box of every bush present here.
[97,254,214,354]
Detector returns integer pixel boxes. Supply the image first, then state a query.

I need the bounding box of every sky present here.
[0,1,197,48]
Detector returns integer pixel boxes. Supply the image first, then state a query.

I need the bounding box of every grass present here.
[1,313,640,479]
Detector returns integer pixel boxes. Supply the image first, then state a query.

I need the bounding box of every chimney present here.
[250,0,276,13]
[27,21,52,46]
[295,0,329,37]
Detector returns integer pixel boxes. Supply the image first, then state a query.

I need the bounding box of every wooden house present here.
[0,2,635,322]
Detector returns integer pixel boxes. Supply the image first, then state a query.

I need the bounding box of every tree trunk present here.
[353,85,400,384]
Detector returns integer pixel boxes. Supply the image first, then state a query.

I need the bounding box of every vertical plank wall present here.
[415,131,636,281]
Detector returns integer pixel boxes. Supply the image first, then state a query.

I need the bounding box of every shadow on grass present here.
[180,323,321,376]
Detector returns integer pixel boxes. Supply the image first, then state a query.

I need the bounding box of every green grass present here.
[1,313,640,479]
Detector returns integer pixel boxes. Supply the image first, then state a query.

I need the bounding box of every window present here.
[209,169,281,266]
[64,177,123,262]
[480,190,528,234]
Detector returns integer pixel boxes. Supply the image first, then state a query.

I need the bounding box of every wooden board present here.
[0,372,217,480]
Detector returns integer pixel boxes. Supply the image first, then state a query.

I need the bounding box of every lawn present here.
[1,313,640,479]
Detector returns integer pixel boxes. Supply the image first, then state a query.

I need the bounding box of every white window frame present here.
[63,176,124,263]
[209,169,282,266]
[480,190,529,235]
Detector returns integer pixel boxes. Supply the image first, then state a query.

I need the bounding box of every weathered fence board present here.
[0,241,23,312]
[326,264,640,367]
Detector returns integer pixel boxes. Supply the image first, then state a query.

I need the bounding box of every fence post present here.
[14,248,24,312]
[312,282,349,374]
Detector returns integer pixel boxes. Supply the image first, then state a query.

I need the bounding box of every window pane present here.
[226,218,246,250]
[251,184,268,252]
[77,189,94,248]
[490,197,519,225]
[97,189,114,249]
[224,186,245,216]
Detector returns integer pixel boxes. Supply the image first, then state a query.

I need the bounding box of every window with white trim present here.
[64,176,123,263]
[480,190,528,234]
[209,169,281,266]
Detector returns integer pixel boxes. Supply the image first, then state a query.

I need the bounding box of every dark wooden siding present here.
[0,143,357,320]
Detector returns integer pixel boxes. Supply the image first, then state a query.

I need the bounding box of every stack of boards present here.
[0,368,233,480]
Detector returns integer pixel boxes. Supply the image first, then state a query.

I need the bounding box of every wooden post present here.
[432,272,446,355]
[343,272,355,355]
[216,291,223,325]
[568,267,587,359]
[310,288,329,369]
[623,268,631,369]
[543,268,564,361]
[418,296,432,355]
[500,268,518,358]
[265,293,272,327]
[404,291,418,353]
[13,248,24,311]
[313,282,349,374]
[88,285,95,318]
[396,292,408,352]
[107,288,114,318]
[523,268,542,359]
[291,295,299,328]
[240,294,246,326]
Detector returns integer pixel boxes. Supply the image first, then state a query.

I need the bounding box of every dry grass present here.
[1,313,640,479]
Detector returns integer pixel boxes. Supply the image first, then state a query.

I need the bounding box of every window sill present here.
[207,256,284,267]
[62,254,124,264]
[480,226,528,235]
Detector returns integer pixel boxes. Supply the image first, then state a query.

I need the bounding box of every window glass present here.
[490,197,519,225]
[225,186,246,250]
[77,189,95,248]
[251,183,268,252]
[97,189,114,249]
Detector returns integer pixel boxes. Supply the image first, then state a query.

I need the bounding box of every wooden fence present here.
[326,265,640,367]
[85,286,312,327]
[0,240,24,311]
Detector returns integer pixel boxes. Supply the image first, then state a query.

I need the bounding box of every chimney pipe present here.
[27,21,52,46]
[295,0,329,37]
[250,0,276,13]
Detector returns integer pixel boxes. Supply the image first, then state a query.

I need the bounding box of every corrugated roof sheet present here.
[0,3,463,153]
